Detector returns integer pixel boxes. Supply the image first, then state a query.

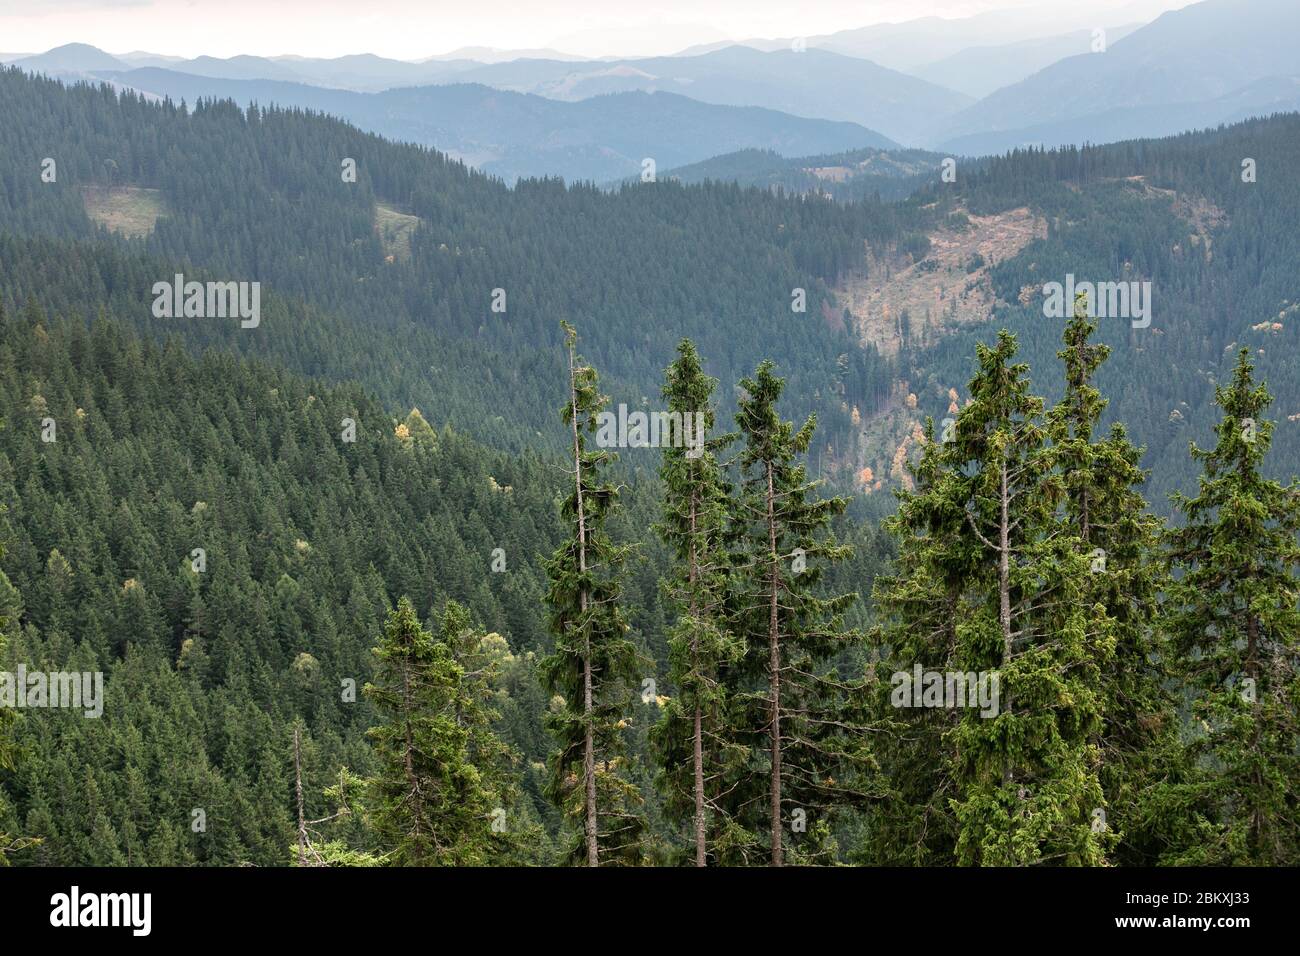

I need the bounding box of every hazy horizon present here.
[1,0,1195,60]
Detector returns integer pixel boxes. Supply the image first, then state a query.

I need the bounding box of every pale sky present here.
[0,0,1195,60]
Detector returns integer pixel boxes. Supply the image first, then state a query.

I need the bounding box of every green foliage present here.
[723,360,882,865]
[365,598,528,865]
[0,66,1296,870]
[872,330,1112,866]
[649,340,745,865]
[1165,350,1300,865]
[1049,295,1190,864]
[541,324,645,865]
[0,308,569,865]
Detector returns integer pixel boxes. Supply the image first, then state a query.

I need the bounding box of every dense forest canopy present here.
[0,68,1296,867]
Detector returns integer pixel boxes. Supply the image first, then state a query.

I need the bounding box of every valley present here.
[0,0,1297,881]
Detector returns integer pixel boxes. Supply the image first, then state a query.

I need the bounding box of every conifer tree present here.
[727,360,879,866]
[1048,294,1187,864]
[875,332,1111,865]
[650,340,743,866]
[865,417,965,864]
[0,553,23,863]
[1166,349,1300,865]
[542,322,644,866]
[365,596,515,865]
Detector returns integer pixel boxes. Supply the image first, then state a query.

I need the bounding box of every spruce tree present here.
[364,596,513,865]
[1048,294,1187,864]
[0,554,24,863]
[542,322,644,866]
[650,340,743,866]
[875,331,1112,865]
[865,417,965,864]
[727,360,879,866]
[1166,349,1300,865]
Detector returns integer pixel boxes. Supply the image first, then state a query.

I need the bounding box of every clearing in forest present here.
[835,205,1047,356]
[374,203,421,262]
[81,185,167,238]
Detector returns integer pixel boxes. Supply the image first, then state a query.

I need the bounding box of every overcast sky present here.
[0,0,1196,59]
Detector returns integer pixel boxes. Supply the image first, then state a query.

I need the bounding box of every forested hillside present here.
[0,65,1297,868]
[0,67,903,461]
[661,146,949,202]
[0,301,889,864]
[886,115,1300,505]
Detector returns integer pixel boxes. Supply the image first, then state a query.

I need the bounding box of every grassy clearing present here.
[81,185,167,238]
[374,203,422,262]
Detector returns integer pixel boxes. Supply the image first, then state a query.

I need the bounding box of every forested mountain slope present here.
[660,146,948,202]
[870,116,1300,505]
[0,68,903,462]
[0,300,890,864]
[0,304,572,862]
[1,63,1297,867]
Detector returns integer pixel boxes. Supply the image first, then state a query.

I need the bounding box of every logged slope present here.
[845,115,1300,505]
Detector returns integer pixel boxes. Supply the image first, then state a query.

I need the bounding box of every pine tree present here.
[364,596,511,865]
[1048,294,1187,864]
[727,360,879,866]
[1166,349,1300,865]
[0,487,39,863]
[650,340,743,866]
[542,322,644,866]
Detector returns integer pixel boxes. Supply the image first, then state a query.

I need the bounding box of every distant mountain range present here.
[933,0,1300,153]
[6,0,1299,175]
[909,26,1141,99]
[9,43,969,146]
[99,68,898,183]
[416,46,971,147]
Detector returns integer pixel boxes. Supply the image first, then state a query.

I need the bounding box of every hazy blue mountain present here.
[911,26,1141,99]
[106,68,898,182]
[11,44,562,93]
[168,52,481,91]
[940,73,1300,155]
[11,42,127,74]
[808,0,1182,71]
[444,46,971,146]
[934,0,1300,151]
[266,53,479,91]
[174,54,310,83]
[419,46,589,63]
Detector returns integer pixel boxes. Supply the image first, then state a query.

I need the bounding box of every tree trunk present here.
[999,459,1012,661]
[999,459,1014,792]
[568,341,599,868]
[767,461,783,867]
[689,489,707,867]
[293,727,308,867]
